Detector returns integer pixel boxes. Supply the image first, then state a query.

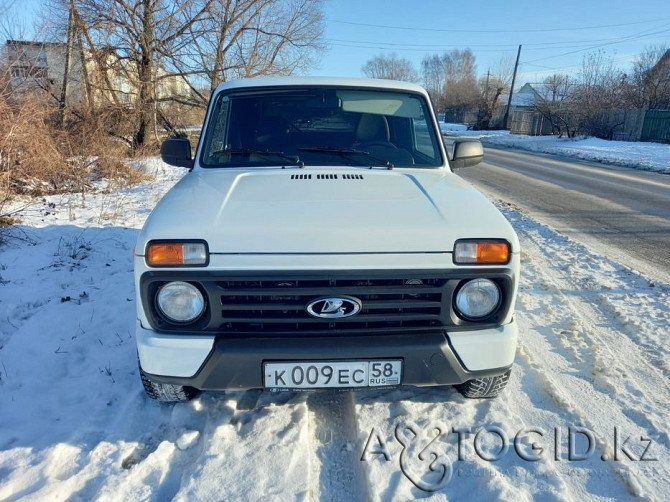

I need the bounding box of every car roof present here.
[213,76,429,95]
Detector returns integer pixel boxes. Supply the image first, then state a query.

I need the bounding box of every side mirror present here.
[161,138,194,169]
[450,139,483,169]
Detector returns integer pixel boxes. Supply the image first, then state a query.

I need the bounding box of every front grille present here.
[141,270,514,336]
[218,277,445,334]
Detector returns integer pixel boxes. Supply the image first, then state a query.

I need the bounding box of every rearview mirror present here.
[450,139,483,169]
[161,138,193,169]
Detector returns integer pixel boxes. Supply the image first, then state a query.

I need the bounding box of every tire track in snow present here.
[307,392,370,501]
[25,390,312,501]
[510,210,670,501]
[518,217,670,443]
[165,390,310,501]
[352,386,575,501]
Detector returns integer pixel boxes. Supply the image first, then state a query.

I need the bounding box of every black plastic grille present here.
[218,277,445,334]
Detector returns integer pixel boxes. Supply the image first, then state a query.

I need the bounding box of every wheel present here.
[456,369,511,399]
[139,364,199,403]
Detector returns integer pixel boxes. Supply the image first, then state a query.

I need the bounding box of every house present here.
[4,40,192,109]
[86,49,192,107]
[3,39,84,101]
[501,83,569,136]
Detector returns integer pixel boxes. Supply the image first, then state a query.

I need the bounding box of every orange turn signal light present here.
[454,241,510,265]
[146,242,208,267]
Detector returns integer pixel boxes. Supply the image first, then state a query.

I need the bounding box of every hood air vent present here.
[290,174,364,181]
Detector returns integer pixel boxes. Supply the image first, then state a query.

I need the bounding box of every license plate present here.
[264,360,402,389]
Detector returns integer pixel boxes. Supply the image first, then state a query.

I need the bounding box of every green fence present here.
[641,110,670,143]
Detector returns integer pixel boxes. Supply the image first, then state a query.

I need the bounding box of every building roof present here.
[508,82,569,107]
[651,49,670,74]
[5,39,66,47]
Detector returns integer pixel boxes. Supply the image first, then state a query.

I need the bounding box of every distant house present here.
[514,82,570,106]
[501,83,570,136]
[86,50,192,107]
[4,39,192,109]
[4,39,84,101]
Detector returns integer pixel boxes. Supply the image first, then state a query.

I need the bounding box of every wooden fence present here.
[508,108,650,141]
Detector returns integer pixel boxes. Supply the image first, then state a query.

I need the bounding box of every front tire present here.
[139,365,199,403]
[456,369,511,399]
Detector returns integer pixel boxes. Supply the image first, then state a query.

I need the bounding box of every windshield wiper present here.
[211,148,304,168]
[297,146,393,169]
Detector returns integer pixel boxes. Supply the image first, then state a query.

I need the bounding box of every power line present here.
[329,38,669,54]
[523,52,644,72]
[326,22,670,57]
[327,34,665,50]
[520,24,670,65]
[328,27,670,56]
[329,43,517,53]
[331,17,670,34]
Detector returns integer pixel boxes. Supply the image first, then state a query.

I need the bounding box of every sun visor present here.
[337,90,424,118]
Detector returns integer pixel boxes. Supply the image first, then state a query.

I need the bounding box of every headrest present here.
[356,114,390,142]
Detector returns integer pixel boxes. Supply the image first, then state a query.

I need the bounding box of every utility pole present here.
[59,0,76,126]
[503,44,522,130]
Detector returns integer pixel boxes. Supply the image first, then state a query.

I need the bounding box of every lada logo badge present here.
[306,296,362,319]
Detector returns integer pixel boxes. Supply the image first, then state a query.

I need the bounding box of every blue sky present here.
[11,0,670,85]
[312,0,670,83]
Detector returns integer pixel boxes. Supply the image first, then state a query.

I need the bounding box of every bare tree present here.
[68,0,325,147]
[419,49,482,123]
[361,53,418,82]
[179,0,325,94]
[440,49,479,109]
[475,56,514,129]
[530,74,578,137]
[625,45,670,109]
[0,0,27,41]
[74,0,215,148]
[573,50,628,138]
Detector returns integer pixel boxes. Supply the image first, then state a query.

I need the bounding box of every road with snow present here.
[459,146,670,284]
[0,158,668,501]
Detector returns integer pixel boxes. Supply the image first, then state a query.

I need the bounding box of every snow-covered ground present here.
[441,125,670,174]
[0,159,668,501]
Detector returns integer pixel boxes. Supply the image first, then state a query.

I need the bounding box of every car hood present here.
[136,168,519,255]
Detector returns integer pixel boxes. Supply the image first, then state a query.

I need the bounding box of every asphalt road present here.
[458,145,670,283]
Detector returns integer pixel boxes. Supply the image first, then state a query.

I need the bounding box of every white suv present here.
[134,77,520,402]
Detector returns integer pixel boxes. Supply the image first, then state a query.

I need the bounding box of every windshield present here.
[200,86,443,168]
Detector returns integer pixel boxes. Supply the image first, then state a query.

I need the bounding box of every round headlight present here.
[455,279,501,320]
[156,281,205,323]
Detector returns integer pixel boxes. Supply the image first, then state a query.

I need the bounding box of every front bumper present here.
[137,321,517,391]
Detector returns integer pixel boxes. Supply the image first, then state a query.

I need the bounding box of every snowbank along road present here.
[459,145,670,285]
[0,159,668,501]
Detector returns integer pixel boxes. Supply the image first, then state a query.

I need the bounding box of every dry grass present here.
[0,86,154,238]
[0,91,150,202]
[1,93,72,195]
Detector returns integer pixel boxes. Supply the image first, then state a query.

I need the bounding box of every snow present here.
[441,126,670,174]
[441,123,469,132]
[1,157,668,500]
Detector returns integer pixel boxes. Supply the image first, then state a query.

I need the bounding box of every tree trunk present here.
[59,0,76,126]
[133,0,155,149]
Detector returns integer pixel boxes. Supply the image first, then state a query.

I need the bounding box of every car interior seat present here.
[355,114,414,165]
